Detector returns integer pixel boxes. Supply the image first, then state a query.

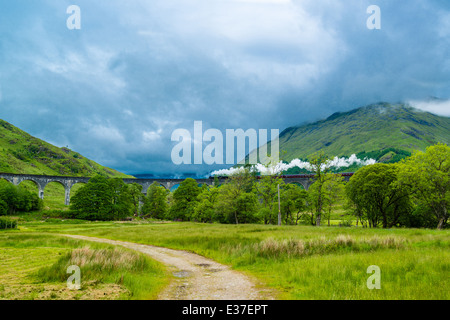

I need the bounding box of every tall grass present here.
[36,245,168,300]
[243,235,406,259]
[38,247,148,282]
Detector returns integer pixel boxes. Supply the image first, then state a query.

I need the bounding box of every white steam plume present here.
[211,154,376,176]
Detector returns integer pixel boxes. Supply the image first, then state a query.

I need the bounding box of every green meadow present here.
[3,220,448,300]
[0,232,168,300]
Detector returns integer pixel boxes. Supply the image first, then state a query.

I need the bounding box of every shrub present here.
[0,217,17,230]
[340,215,354,227]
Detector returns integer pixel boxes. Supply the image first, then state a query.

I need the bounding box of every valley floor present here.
[1,221,449,300]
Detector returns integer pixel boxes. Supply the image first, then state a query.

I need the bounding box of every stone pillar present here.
[39,188,45,200]
[165,182,173,191]
[12,177,20,186]
[304,180,312,191]
[64,186,71,206]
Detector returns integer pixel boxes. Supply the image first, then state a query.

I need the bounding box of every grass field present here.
[4,220,448,300]
[0,232,168,300]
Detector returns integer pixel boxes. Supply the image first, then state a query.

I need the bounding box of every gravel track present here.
[61,234,272,300]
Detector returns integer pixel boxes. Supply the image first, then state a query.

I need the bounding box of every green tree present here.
[128,183,143,216]
[322,173,346,226]
[308,151,333,226]
[214,168,258,224]
[168,178,200,221]
[280,183,308,225]
[109,178,134,219]
[0,181,42,215]
[397,143,449,229]
[71,175,114,220]
[346,163,411,228]
[253,175,285,224]
[142,182,168,219]
[234,192,259,224]
[71,175,132,220]
[193,185,219,223]
[0,199,8,216]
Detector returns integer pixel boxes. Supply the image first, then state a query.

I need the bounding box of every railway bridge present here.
[0,172,353,206]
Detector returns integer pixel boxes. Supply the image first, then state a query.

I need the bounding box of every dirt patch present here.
[0,281,129,300]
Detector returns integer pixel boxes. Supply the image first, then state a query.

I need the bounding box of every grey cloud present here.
[0,0,449,176]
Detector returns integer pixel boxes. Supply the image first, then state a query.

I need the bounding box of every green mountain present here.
[0,119,132,178]
[254,102,450,166]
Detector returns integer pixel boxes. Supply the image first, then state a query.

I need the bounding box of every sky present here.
[0,0,449,177]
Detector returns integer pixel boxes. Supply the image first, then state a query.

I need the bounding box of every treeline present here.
[143,143,447,229]
[66,143,448,229]
[2,144,448,230]
[347,143,449,229]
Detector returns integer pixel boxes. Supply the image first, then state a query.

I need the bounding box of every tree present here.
[193,185,219,223]
[280,183,308,225]
[70,175,132,220]
[234,192,259,224]
[214,167,258,224]
[71,176,114,220]
[128,183,143,217]
[109,178,134,219]
[308,151,333,226]
[397,143,449,229]
[322,174,346,226]
[168,178,200,221]
[346,163,411,228]
[142,182,168,219]
[253,175,285,224]
[0,199,7,216]
[0,181,42,215]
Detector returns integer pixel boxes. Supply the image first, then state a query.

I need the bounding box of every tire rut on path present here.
[61,234,271,300]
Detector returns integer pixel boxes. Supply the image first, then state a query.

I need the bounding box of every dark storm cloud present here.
[0,0,449,176]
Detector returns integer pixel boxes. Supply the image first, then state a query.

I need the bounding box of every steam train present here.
[210,172,354,179]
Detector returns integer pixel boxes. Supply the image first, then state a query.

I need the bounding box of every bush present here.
[0,181,43,214]
[400,205,440,229]
[0,217,17,230]
[340,215,354,227]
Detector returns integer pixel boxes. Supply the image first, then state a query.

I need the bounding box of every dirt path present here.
[61,234,272,300]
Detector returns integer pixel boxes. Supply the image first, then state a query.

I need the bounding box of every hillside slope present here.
[254,102,450,164]
[0,119,132,178]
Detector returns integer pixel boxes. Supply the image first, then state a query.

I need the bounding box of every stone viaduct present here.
[0,172,353,206]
